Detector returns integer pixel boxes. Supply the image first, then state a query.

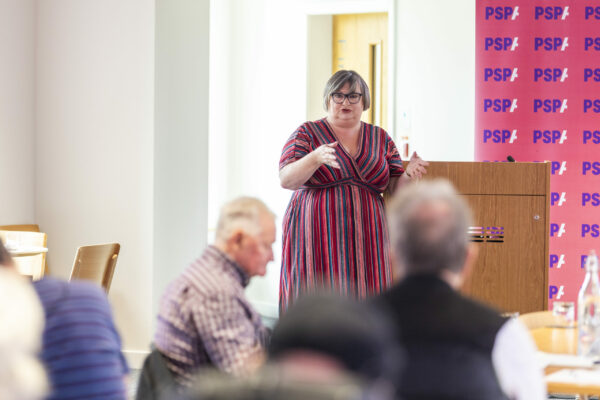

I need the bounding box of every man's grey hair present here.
[215,197,275,242]
[387,179,473,276]
[323,70,371,111]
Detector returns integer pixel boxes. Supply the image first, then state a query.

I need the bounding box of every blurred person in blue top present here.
[0,238,129,400]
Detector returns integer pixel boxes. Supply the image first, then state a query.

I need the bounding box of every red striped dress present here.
[279,118,405,312]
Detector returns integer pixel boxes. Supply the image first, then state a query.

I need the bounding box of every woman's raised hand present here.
[313,142,341,169]
[406,151,429,179]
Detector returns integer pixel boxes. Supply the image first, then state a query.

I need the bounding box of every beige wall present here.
[35,0,156,364]
[394,0,475,161]
[0,0,36,224]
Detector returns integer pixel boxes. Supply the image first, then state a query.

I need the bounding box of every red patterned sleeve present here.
[279,124,313,170]
[385,132,405,177]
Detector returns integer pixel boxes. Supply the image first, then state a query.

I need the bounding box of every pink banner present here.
[476,1,600,309]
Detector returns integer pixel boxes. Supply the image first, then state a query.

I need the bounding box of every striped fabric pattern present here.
[33,277,128,400]
[279,119,404,311]
[154,246,270,386]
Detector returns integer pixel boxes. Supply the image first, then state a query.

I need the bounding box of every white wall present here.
[35,0,155,360]
[0,0,36,224]
[307,15,332,122]
[394,0,475,161]
[154,0,210,319]
[209,0,309,317]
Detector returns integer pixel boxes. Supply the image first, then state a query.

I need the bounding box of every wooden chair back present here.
[0,225,51,275]
[69,243,120,292]
[0,230,47,280]
[0,224,41,232]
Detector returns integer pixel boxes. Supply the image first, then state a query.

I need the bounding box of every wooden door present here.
[333,13,388,129]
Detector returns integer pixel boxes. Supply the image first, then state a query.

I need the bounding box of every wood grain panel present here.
[423,161,550,195]
[398,161,551,313]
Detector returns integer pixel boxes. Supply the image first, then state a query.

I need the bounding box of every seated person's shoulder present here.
[33,276,107,306]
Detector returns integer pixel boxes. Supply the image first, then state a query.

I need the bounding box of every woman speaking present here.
[278,70,428,311]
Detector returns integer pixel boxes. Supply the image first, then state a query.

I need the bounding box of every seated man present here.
[376,180,545,400]
[0,239,129,400]
[154,197,275,386]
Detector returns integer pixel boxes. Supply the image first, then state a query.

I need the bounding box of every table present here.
[531,326,600,397]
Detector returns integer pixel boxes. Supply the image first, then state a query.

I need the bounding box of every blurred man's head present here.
[215,197,276,277]
[268,295,402,386]
[387,180,474,283]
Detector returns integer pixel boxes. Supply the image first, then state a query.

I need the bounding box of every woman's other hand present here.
[405,152,429,180]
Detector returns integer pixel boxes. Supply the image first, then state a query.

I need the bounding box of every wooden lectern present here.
[415,162,550,314]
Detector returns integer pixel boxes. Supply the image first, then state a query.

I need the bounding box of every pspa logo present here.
[534,6,569,20]
[583,130,600,144]
[483,129,517,143]
[551,161,567,175]
[582,193,600,207]
[534,37,569,51]
[484,37,519,51]
[484,68,519,82]
[584,38,600,51]
[485,6,519,20]
[582,224,600,238]
[582,162,600,175]
[533,130,567,144]
[583,99,600,113]
[534,68,568,82]
[549,285,565,300]
[550,223,566,237]
[550,192,567,206]
[586,7,600,20]
[484,99,518,112]
[533,99,567,113]
[584,68,600,82]
[550,254,566,269]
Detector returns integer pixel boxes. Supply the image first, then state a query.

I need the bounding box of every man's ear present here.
[224,230,245,254]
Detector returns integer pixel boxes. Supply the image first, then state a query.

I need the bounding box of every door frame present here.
[302,0,397,138]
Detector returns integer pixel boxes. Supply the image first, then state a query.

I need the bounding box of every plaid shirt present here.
[154,245,270,385]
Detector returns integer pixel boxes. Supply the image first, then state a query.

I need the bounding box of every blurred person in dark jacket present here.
[375,179,545,400]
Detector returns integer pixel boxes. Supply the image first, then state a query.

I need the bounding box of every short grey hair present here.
[323,70,371,111]
[215,197,275,242]
[387,179,472,275]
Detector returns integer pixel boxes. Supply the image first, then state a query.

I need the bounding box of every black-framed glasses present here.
[331,92,363,104]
